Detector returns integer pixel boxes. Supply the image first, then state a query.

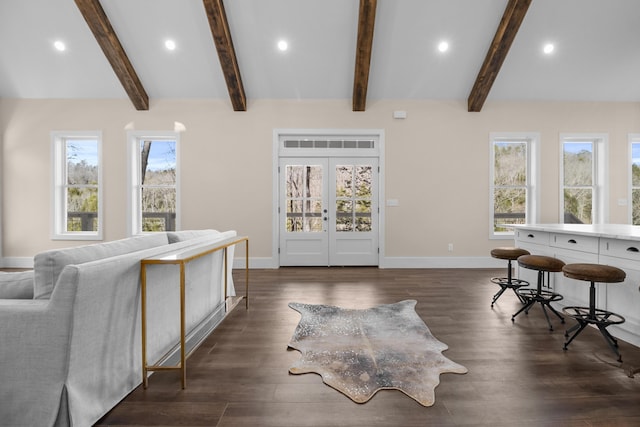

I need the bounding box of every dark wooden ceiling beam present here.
[467,0,531,112]
[74,0,149,111]
[203,0,246,112]
[352,0,377,112]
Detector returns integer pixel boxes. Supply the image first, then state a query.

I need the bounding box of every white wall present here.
[1,98,639,267]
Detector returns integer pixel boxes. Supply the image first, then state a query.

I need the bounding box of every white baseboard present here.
[232,257,278,269]
[3,256,504,270]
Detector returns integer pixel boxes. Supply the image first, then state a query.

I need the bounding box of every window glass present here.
[562,141,593,224]
[140,140,177,232]
[66,140,99,231]
[52,132,101,240]
[128,132,179,235]
[631,141,640,224]
[491,140,527,234]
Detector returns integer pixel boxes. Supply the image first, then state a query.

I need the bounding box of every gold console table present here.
[140,235,249,389]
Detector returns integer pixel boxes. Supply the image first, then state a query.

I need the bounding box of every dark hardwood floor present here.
[96,267,640,426]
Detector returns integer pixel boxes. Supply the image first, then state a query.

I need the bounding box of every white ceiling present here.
[1,0,639,106]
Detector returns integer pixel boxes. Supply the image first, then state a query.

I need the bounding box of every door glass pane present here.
[305,200,323,232]
[286,166,304,198]
[335,164,373,233]
[307,166,322,198]
[356,200,372,231]
[286,200,302,231]
[336,200,353,231]
[356,166,372,196]
[335,166,353,197]
[285,164,323,233]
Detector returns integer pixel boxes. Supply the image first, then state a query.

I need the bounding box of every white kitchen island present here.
[513,224,640,349]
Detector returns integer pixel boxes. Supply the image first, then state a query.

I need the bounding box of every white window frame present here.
[51,131,103,240]
[559,133,608,224]
[628,134,640,224]
[127,130,180,236]
[489,132,539,239]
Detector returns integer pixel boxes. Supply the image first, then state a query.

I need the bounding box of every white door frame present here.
[272,129,385,267]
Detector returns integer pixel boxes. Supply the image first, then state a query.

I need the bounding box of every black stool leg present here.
[491,259,527,307]
[540,304,555,331]
[512,289,527,304]
[512,271,542,322]
[507,260,527,304]
[491,287,507,307]
[563,281,623,362]
[543,302,565,323]
[563,320,588,349]
[512,270,563,330]
[596,323,622,362]
[512,298,536,321]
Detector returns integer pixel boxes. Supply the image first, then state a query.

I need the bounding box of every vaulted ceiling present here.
[1,0,639,112]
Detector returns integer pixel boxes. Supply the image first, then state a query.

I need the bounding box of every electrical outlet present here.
[448,243,453,252]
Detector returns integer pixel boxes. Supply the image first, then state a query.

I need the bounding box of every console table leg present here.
[180,263,186,389]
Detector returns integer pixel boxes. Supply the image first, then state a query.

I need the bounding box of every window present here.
[51,131,102,240]
[560,134,608,224]
[489,133,539,238]
[127,131,179,235]
[629,134,640,224]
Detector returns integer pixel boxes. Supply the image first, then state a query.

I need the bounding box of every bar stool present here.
[561,263,626,362]
[490,247,530,307]
[512,254,565,331]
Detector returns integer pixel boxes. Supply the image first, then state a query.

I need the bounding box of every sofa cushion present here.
[34,233,169,299]
[167,229,220,243]
[0,271,34,299]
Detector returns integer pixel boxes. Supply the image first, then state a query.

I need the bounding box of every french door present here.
[279,157,379,266]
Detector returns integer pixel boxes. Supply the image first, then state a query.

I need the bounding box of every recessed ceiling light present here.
[164,39,176,51]
[53,40,66,52]
[543,43,554,54]
[437,41,449,53]
[277,40,288,52]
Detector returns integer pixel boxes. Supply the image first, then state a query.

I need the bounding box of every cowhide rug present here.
[287,300,467,406]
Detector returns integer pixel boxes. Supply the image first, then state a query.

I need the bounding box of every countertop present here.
[512,223,640,241]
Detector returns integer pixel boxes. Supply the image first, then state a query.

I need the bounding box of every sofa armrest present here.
[0,270,34,299]
[0,281,76,426]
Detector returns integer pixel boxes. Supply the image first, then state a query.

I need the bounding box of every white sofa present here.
[0,229,237,427]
